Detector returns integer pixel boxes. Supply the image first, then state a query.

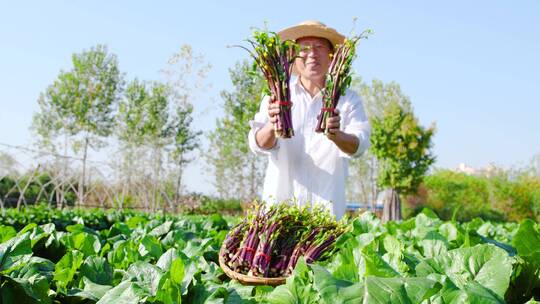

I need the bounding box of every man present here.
[248,20,370,219]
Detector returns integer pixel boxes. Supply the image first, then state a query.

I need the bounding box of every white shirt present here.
[248,77,371,219]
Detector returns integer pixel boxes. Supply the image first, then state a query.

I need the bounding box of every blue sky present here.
[1,1,539,194]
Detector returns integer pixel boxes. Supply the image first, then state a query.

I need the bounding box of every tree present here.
[143,82,174,211]
[116,79,152,209]
[32,44,123,207]
[348,78,412,210]
[114,45,205,212]
[0,151,18,177]
[370,101,436,222]
[528,153,540,178]
[206,60,266,201]
[117,80,173,211]
[170,103,201,206]
[161,45,208,206]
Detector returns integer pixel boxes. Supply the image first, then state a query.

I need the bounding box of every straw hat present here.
[278,20,345,47]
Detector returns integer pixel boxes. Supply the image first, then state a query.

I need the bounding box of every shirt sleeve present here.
[340,90,371,159]
[248,95,280,156]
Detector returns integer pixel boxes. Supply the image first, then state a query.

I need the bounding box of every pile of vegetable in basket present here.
[220,203,347,278]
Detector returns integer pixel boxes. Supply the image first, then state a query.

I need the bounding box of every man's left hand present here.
[326,109,341,140]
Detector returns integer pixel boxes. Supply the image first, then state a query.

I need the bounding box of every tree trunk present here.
[78,136,89,207]
[59,132,69,209]
[174,156,184,212]
[370,157,377,212]
[152,145,161,212]
[119,145,133,211]
[381,188,402,223]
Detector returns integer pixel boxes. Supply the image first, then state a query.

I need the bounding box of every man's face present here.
[295,37,333,83]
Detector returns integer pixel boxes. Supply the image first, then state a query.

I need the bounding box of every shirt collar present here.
[293,76,323,101]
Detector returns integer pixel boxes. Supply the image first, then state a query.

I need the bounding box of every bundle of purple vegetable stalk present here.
[221,203,347,278]
[235,30,297,138]
[315,30,372,134]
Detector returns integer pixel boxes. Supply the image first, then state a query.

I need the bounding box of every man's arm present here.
[255,122,277,150]
[255,100,281,150]
[326,109,361,155]
[327,128,359,155]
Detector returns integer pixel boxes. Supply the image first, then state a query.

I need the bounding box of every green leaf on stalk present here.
[54,250,84,292]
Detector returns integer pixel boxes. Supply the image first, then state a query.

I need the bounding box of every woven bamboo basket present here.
[219,246,287,286]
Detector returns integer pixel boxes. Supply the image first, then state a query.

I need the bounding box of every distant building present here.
[456,163,477,175]
[454,162,502,178]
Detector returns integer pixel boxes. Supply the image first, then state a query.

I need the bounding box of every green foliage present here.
[347,78,414,205]
[0,172,77,208]
[491,173,540,221]
[31,44,124,207]
[32,44,123,151]
[182,196,243,215]
[116,77,201,210]
[421,170,493,221]
[508,220,540,302]
[118,80,173,146]
[370,101,436,195]
[206,60,266,200]
[408,169,540,222]
[171,102,202,167]
[0,205,537,303]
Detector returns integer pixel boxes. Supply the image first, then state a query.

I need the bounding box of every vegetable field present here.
[0,206,538,303]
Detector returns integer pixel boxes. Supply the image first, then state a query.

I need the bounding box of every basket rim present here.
[219,246,287,286]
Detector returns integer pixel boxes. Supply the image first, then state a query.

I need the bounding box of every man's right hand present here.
[255,96,282,150]
[268,103,281,129]
[267,95,281,129]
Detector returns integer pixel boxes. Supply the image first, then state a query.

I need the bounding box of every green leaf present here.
[512,219,540,257]
[362,246,400,278]
[107,239,141,269]
[126,216,147,229]
[438,222,459,243]
[507,219,540,303]
[352,212,383,236]
[419,231,449,258]
[326,239,363,282]
[265,285,297,304]
[0,232,33,273]
[0,273,52,304]
[311,264,363,304]
[181,238,212,258]
[461,281,505,303]
[138,235,163,260]
[155,271,183,304]
[149,220,173,238]
[416,244,513,298]
[0,256,55,303]
[96,281,148,304]
[156,248,182,270]
[266,258,318,304]
[79,255,113,285]
[62,231,101,257]
[125,261,163,296]
[54,250,84,291]
[382,234,409,274]
[170,258,185,285]
[0,225,17,243]
[363,276,437,304]
[83,277,112,299]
